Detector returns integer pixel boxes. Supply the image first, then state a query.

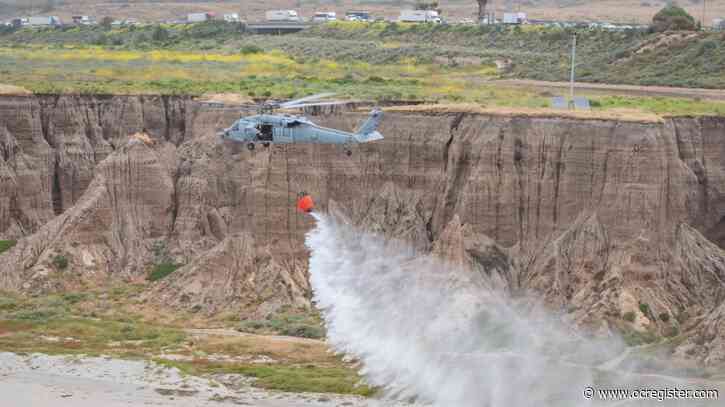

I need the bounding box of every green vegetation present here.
[659,312,670,323]
[0,22,723,115]
[622,328,659,346]
[238,308,325,339]
[52,254,68,270]
[651,6,697,32]
[0,288,369,396]
[156,358,373,396]
[0,240,16,254]
[623,311,636,322]
[639,302,652,319]
[147,262,181,281]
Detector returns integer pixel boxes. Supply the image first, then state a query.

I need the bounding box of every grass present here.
[155,359,374,396]
[0,287,369,396]
[0,240,16,254]
[147,262,181,281]
[238,308,325,339]
[0,23,723,116]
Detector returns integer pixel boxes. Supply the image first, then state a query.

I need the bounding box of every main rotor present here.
[258,92,349,114]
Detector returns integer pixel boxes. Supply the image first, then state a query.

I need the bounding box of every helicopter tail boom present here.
[354,109,384,143]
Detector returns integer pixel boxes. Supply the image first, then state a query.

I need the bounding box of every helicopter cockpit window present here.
[257,124,273,141]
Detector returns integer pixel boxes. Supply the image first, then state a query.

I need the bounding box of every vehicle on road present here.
[399,10,442,24]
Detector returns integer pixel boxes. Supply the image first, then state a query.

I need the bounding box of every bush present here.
[152,26,170,42]
[623,311,636,322]
[147,263,180,281]
[659,312,670,323]
[52,255,68,270]
[240,45,263,54]
[0,240,16,254]
[280,324,325,339]
[651,6,697,32]
[639,302,651,319]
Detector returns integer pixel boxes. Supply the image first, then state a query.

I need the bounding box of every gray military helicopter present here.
[215,93,384,156]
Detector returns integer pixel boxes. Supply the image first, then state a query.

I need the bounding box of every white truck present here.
[223,13,241,23]
[399,10,441,24]
[265,10,301,22]
[188,13,212,23]
[502,12,527,24]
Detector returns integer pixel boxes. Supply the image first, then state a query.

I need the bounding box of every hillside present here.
[2,95,725,370]
[1,0,724,25]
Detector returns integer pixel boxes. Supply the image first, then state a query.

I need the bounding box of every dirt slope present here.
[1,95,725,365]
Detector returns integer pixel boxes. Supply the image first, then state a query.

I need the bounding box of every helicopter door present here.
[257,124,273,142]
[273,122,293,144]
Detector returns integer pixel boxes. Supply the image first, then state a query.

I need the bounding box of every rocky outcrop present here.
[1,95,725,365]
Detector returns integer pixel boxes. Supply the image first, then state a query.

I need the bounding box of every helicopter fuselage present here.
[221,114,359,146]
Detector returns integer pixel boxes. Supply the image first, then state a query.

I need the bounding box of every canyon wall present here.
[0,95,724,364]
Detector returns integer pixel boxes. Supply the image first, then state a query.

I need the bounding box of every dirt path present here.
[494,79,725,101]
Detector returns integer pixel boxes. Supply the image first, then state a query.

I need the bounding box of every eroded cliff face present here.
[1,95,725,363]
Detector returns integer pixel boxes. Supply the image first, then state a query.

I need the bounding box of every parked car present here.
[312,12,336,23]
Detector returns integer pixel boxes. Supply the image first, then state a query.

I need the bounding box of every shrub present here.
[623,311,636,322]
[52,255,68,270]
[639,302,651,319]
[147,262,180,281]
[659,312,670,323]
[0,240,17,254]
[240,45,263,55]
[280,324,325,339]
[651,6,697,32]
[152,26,170,42]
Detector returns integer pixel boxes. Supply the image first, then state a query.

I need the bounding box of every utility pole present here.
[702,0,707,30]
[569,32,577,108]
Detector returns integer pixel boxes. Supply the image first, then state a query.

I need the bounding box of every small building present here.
[27,16,62,27]
[223,13,241,23]
[714,18,724,31]
[10,18,23,28]
[72,15,96,25]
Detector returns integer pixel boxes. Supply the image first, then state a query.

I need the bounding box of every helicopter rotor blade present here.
[281,101,357,109]
[278,92,337,108]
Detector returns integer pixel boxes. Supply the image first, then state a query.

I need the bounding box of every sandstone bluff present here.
[1,95,724,365]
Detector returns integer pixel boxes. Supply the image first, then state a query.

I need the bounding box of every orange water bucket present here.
[297,195,314,213]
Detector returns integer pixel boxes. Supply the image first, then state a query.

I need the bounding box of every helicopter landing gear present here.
[262,142,271,148]
[247,143,255,151]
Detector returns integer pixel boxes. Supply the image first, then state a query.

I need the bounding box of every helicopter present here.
[213,93,384,156]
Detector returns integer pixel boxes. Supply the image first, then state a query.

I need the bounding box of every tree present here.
[152,25,170,42]
[477,0,489,22]
[651,5,697,32]
[415,1,439,10]
[100,16,114,30]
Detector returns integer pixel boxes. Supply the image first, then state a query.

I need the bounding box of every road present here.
[495,79,725,101]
